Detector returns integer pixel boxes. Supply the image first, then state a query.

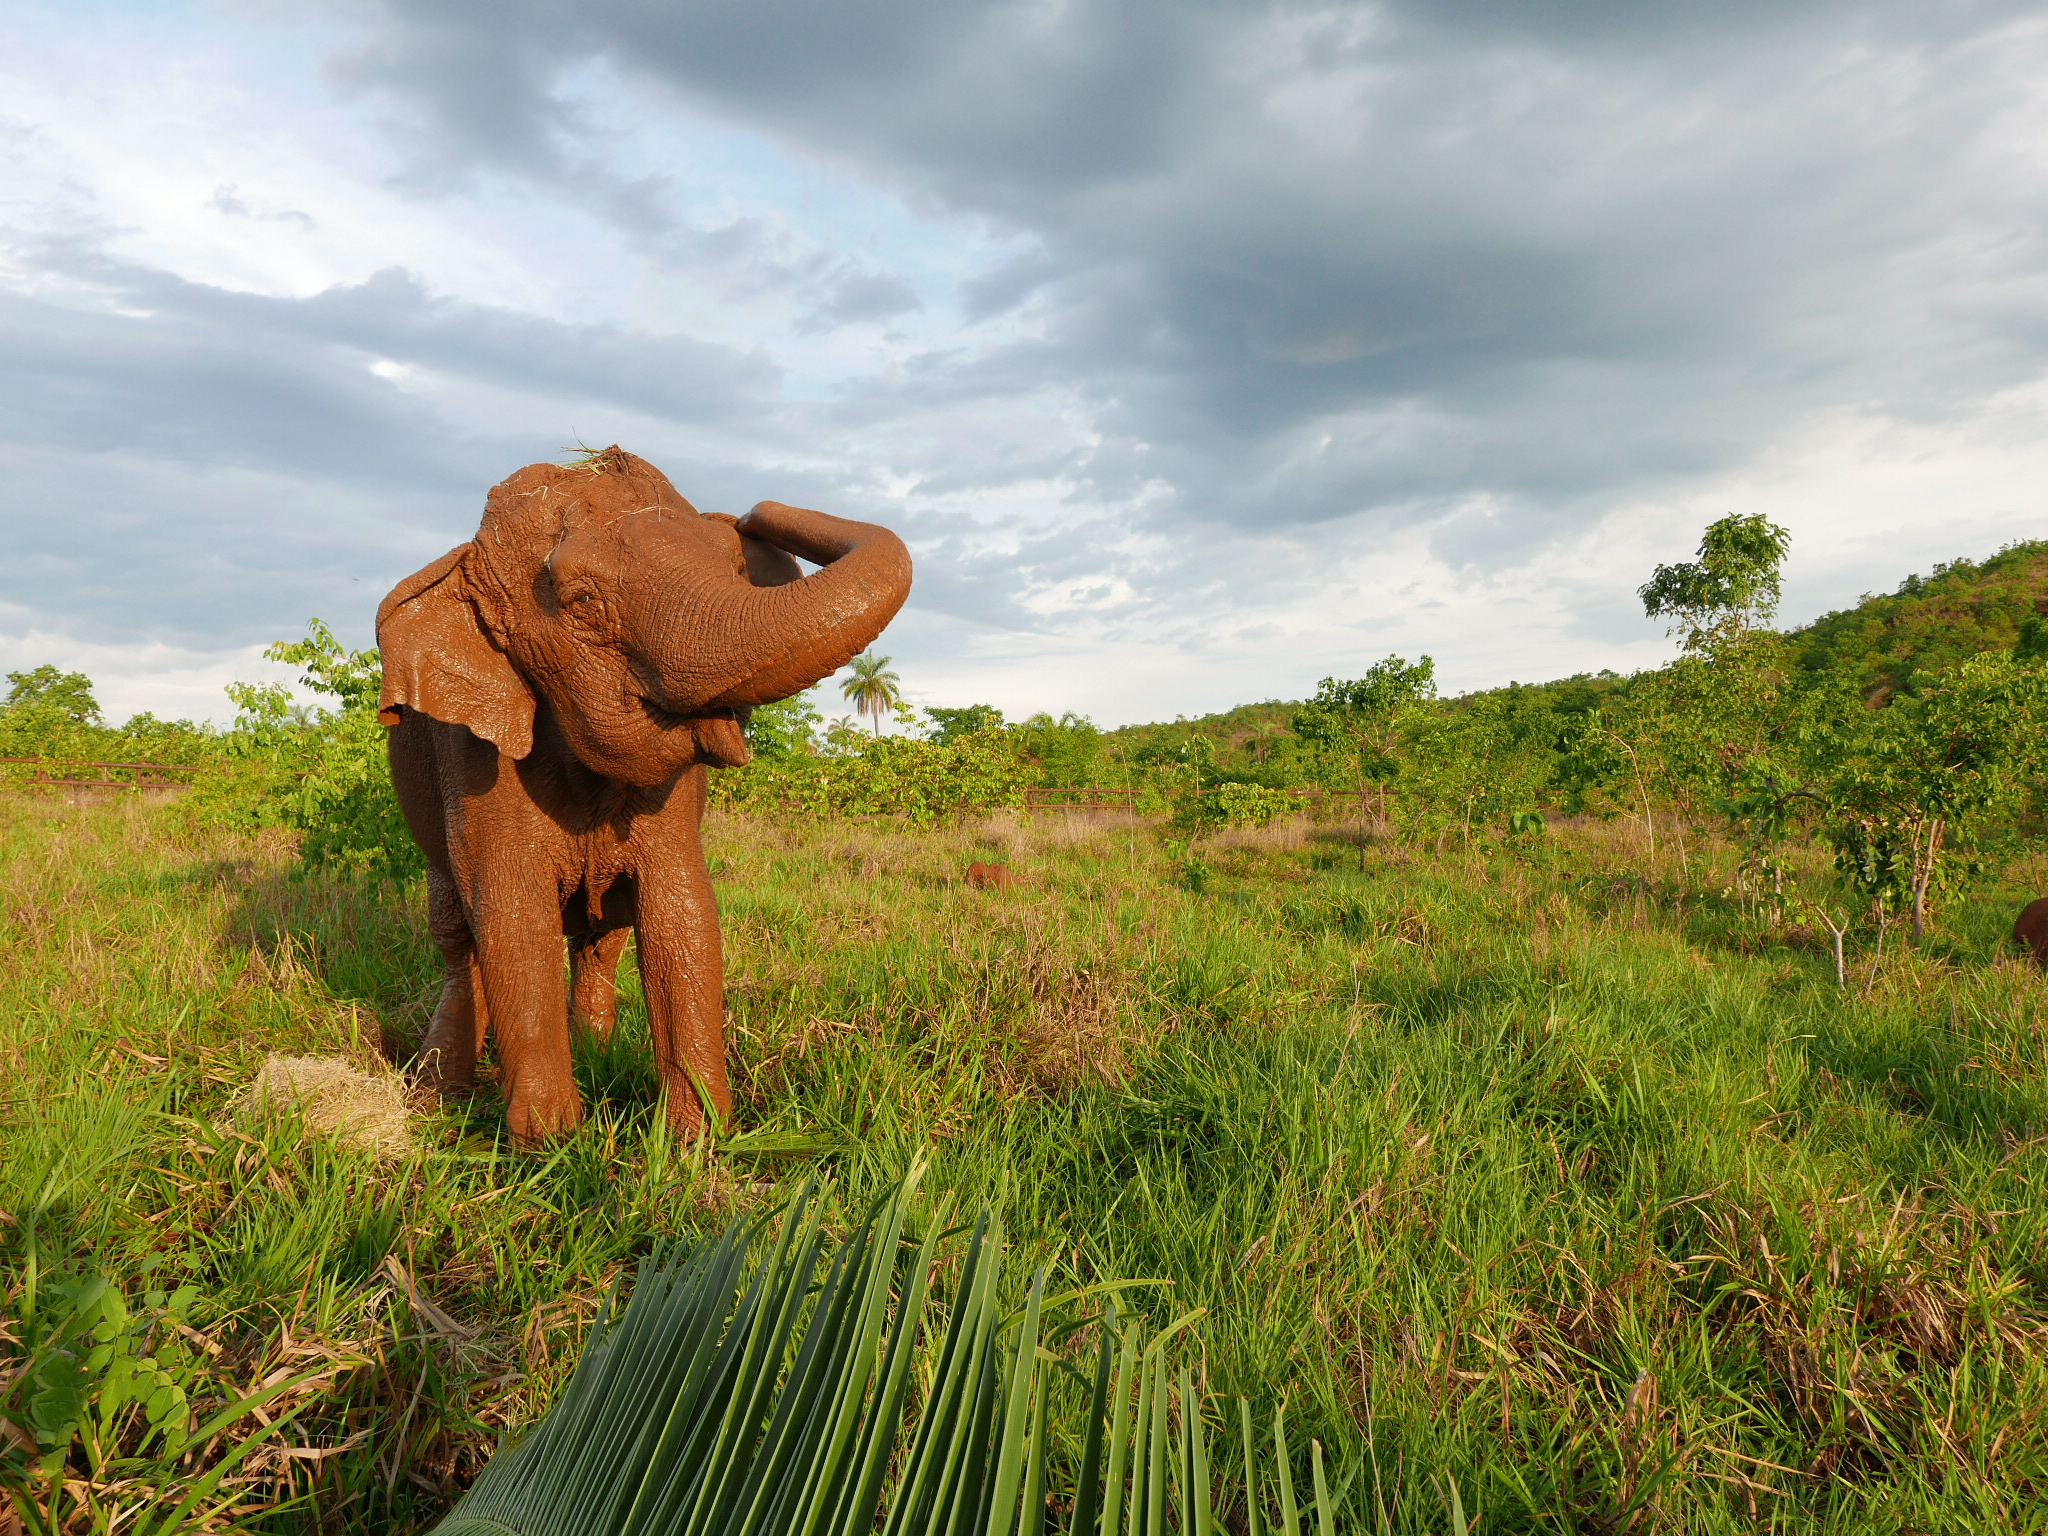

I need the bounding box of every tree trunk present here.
[1909,817,1942,940]
[1357,753,1370,872]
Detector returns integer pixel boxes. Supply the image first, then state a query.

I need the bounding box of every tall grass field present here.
[5,791,2048,1533]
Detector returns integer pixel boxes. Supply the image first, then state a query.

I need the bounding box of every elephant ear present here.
[377,544,536,759]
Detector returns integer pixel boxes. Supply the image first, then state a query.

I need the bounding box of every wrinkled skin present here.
[2014,898,2048,969]
[377,449,911,1143]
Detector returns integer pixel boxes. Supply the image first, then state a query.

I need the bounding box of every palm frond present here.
[430,1163,1340,1536]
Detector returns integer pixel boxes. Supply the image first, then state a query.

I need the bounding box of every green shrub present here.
[710,728,1030,822]
[197,621,420,881]
[1175,779,1299,831]
[4,1262,329,1535]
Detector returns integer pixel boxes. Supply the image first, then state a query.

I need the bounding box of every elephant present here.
[2014,897,2048,969]
[376,447,911,1143]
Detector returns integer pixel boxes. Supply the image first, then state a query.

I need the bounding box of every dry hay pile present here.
[235,1053,415,1156]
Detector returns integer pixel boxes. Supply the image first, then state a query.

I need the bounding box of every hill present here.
[1788,539,2048,696]
[1097,536,2048,752]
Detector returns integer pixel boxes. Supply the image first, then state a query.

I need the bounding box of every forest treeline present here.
[8,522,2048,942]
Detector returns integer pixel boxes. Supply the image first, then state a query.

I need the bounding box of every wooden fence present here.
[1023,786,1138,811]
[0,762,1372,812]
[0,758,209,792]
[1023,785,1372,812]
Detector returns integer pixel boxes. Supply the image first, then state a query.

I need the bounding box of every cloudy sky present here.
[5,0,2047,728]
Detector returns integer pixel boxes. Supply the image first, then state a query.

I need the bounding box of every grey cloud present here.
[11,246,780,440]
[0,241,790,647]
[209,185,318,230]
[0,441,461,652]
[0,276,467,487]
[797,267,923,333]
[324,0,2048,557]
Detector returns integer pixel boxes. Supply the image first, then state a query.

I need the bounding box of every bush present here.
[196,622,421,881]
[709,728,1030,823]
[1175,779,1299,831]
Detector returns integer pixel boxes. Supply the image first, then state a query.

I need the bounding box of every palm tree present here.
[841,652,902,736]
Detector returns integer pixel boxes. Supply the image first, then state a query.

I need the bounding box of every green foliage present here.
[1397,691,1556,844]
[1133,727,1218,778]
[925,703,1006,744]
[1292,660,1437,862]
[267,620,382,713]
[1808,651,2048,930]
[1162,838,1214,892]
[3,1262,324,1536]
[711,727,1030,822]
[432,1167,1332,1536]
[200,620,420,880]
[0,665,216,774]
[11,1272,199,1471]
[1011,710,1107,786]
[1176,780,1300,832]
[747,689,825,761]
[1295,659,1439,742]
[1112,702,1305,789]
[1622,630,1802,815]
[1639,512,1791,646]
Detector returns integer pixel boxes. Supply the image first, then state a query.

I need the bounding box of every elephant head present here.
[377,448,911,783]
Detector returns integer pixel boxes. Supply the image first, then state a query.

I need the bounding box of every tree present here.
[212,620,420,878]
[747,690,824,761]
[2017,615,2048,665]
[264,619,380,713]
[1400,692,1549,851]
[4,665,101,726]
[925,704,1005,745]
[1640,512,1792,648]
[1812,651,2048,939]
[1292,655,1437,866]
[1012,711,1104,785]
[841,652,903,737]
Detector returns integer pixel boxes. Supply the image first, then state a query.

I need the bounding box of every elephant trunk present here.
[640,502,912,714]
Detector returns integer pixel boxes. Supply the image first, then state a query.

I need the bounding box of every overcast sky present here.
[5,0,2047,727]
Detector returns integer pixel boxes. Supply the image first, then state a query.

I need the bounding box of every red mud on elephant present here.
[376,448,911,1144]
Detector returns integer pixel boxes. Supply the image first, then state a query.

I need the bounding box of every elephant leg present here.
[418,865,488,1094]
[472,877,582,1146]
[569,926,633,1042]
[635,853,731,1139]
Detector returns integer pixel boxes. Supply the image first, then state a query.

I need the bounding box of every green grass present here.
[5,796,2048,1532]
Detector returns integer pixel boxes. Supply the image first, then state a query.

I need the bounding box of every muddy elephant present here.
[2015,897,2048,969]
[377,448,910,1142]
[965,862,1021,891]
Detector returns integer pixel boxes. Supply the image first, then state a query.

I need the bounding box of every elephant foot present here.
[663,1077,728,1142]
[569,1009,617,1045]
[506,1080,585,1147]
[415,1021,477,1098]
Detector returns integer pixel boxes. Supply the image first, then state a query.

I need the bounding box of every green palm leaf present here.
[431,1163,1339,1536]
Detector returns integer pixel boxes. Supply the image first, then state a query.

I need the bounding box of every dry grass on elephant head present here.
[235,1053,416,1157]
